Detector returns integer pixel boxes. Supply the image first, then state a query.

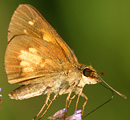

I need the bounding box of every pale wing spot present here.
[43,33,52,42]
[20,61,30,67]
[40,59,52,67]
[20,61,33,72]
[18,48,51,73]
[24,29,27,33]
[29,48,37,53]
[23,67,34,72]
[19,50,42,65]
[28,21,34,26]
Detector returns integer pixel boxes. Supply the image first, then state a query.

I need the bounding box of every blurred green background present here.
[0,0,130,120]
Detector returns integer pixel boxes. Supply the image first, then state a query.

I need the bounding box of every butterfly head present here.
[78,65,101,87]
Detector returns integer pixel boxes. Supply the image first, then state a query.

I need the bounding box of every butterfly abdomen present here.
[9,83,46,100]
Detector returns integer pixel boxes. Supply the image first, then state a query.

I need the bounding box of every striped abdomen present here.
[9,83,46,100]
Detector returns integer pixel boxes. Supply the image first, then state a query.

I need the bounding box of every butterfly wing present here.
[8,4,78,64]
[5,4,79,84]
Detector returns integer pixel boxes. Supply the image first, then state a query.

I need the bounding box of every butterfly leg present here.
[75,89,83,110]
[64,91,72,120]
[81,93,88,116]
[64,83,77,119]
[67,94,76,108]
[38,93,58,120]
[32,89,51,120]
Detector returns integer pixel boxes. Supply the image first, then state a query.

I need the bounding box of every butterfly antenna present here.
[82,82,114,119]
[98,75,127,99]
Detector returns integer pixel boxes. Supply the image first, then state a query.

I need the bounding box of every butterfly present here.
[5,4,126,120]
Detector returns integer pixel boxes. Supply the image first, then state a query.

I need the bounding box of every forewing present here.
[5,4,79,84]
[8,4,78,64]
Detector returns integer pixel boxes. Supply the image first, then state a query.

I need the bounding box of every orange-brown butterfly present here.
[5,4,127,120]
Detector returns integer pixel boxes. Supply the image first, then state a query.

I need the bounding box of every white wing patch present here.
[18,48,43,72]
[43,33,52,42]
[20,61,30,66]
[18,47,54,72]
[29,48,37,53]
[19,48,42,65]
[28,20,35,26]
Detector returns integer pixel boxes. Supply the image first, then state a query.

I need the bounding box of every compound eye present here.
[83,68,93,77]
